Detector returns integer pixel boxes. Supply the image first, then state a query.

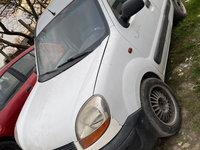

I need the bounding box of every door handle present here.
[26,86,32,93]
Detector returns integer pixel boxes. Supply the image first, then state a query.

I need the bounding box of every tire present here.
[172,0,187,21]
[0,141,21,150]
[140,78,181,137]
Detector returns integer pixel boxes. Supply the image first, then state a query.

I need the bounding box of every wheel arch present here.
[122,58,164,120]
[141,72,161,82]
[139,72,163,104]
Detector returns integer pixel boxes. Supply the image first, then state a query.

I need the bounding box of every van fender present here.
[122,58,164,118]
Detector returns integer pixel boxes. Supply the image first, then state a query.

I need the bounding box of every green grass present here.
[166,0,200,95]
[166,0,200,73]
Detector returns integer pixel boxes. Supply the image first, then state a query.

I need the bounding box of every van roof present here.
[36,0,73,36]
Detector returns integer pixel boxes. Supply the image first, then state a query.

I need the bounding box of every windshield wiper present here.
[39,68,61,82]
[41,68,60,76]
[57,50,93,68]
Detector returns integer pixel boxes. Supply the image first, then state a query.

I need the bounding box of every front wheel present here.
[172,0,187,21]
[140,78,181,137]
[0,141,21,150]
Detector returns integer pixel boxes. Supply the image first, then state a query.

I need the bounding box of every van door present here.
[103,0,162,58]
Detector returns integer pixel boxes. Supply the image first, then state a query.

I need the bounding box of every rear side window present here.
[0,72,21,110]
[107,0,127,17]
[12,52,35,77]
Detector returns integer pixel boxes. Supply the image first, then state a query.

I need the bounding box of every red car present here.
[0,46,36,149]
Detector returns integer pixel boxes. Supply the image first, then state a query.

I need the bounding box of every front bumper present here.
[101,109,159,150]
[56,109,159,150]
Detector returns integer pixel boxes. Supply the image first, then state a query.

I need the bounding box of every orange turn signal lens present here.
[80,118,110,148]
[128,48,133,54]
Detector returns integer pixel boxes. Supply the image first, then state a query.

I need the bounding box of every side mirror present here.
[119,0,144,28]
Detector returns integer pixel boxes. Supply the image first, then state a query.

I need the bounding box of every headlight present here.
[75,95,110,148]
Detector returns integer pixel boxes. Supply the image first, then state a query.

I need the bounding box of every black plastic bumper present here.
[101,109,159,150]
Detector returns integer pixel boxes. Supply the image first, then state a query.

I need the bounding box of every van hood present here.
[15,37,109,150]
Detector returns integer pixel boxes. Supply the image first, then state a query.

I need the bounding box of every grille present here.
[55,142,77,150]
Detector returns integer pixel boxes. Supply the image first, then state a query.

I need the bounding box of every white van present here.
[15,0,186,149]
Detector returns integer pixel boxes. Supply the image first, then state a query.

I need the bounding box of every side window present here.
[29,50,35,57]
[107,0,127,17]
[12,50,35,77]
[0,72,21,110]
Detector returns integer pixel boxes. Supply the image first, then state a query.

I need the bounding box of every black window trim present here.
[7,67,27,82]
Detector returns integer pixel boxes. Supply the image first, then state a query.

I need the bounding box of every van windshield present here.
[35,0,109,82]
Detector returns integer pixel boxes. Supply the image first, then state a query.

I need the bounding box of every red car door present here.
[0,49,37,136]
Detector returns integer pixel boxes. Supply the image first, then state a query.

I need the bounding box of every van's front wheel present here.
[140,78,181,137]
[172,0,187,21]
